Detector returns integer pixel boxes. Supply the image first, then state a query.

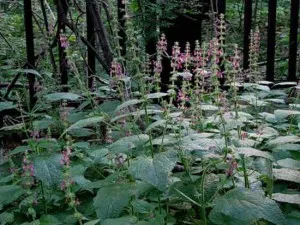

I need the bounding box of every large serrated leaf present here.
[115,99,144,112]
[273,168,300,183]
[0,102,17,112]
[62,116,104,137]
[39,215,62,225]
[108,134,149,154]
[33,154,63,186]
[209,188,286,225]
[0,212,14,225]
[274,110,300,120]
[93,183,137,220]
[111,109,163,122]
[0,185,25,207]
[272,193,300,205]
[45,92,81,102]
[268,136,300,146]
[145,92,168,99]
[102,216,137,225]
[236,147,273,160]
[276,158,300,169]
[129,151,177,191]
[145,120,167,133]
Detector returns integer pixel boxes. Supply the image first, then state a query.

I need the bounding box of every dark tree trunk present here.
[57,0,69,91]
[39,0,57,74]
[217,0,226,14]
[243,0,252,71]
[24,0,36,109]
[266,0,277,81]
[287,0,299,81]
[87,1,96,88]
[87,0,113,71]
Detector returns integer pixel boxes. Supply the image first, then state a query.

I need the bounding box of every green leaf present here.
[9,145,29,156]
[273,168,300,183]
[33,118,56,130]
[84,220,100,225]
[0,102,17,112]
[236,147,274,160]
[276,158,300,169]
[268,136,300,146]
[45,92,82,102]
[131,199,155,214]
[102,216,137,225]
[286,211,300,225]
[129,151,177,191]
[0,212,14,225]
[145,92,168,99]
[272,193,300,205]
[0,185,25,207]
[93,183,137,220]
[109,134,149,154]
[274,110,300,120]
[145,120,167,133]
[14,68,42,78]
[39,215,62,225]
[62,116,104,137]
[115,99,144,113]
[33,154,63,186]
[209,188,286,225]
[98,100,121,114]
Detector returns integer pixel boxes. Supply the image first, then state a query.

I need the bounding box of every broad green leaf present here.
[145,92,168,99]
[209,188,286,225]
[102,216,137,225]
[93,183,137,220]
[274,144,300,152]
[0,212,14,225]
[272,193,300,205]
[273,168,300,183]
[45,92,81,102]
[268,136,300,146]
[70,164,91,191]
[62,116,104,136]
[274,110,300,120]
[69,128,94,137]
[39,215,62,225]
[108,134,149,154]
[33,118,56,130]
[145,119,167,133]
[0,185,25,207]
[276,158,300,169]
[15,68,42,77]
[0,174,14,184]
[0,123,25,131]
[84,220,100,225]
[9,145,29,156]
[0,102,17,112]
[33,154,63,186]
[131,199,155,214]
[272,82,297,89]
[98,100,121,114]
[115,99,144,112]
[181,138,224,152]
[236,147,273,160]
[286,211,300,225]
[129,151,177,191]
[111,109,163,122]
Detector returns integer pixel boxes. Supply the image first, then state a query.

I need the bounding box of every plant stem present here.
[241,155,250,188]
[40,181,48,215]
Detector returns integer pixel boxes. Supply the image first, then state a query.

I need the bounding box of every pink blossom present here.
[59,35,69,48]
